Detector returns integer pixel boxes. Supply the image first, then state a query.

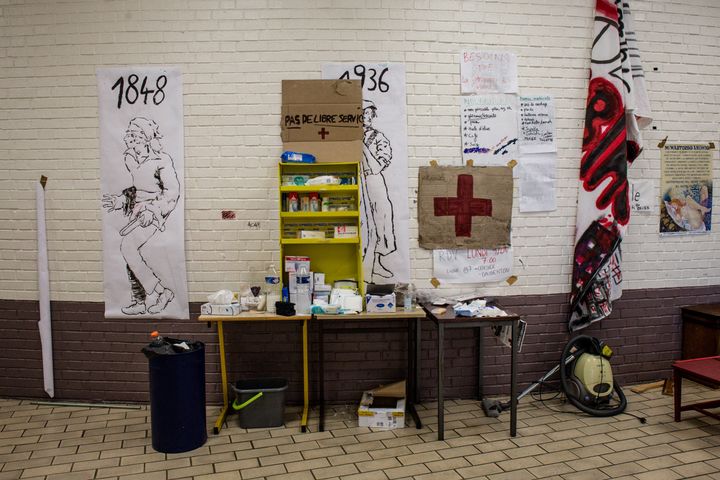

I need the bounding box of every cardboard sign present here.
[281,80,363,162]
[418,166,513,249]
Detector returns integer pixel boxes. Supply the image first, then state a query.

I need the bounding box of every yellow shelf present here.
[279,160,362,293]
[280,185,358,193]
[281,237,360,245]
[280,161,360,167]
[281,211,359,219]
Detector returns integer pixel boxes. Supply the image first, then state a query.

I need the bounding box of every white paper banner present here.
[519,95,556,154]
[433,247,513,284]
[98,67,188,319]
[461,95,518,166]
[323,63,410,284]
[460,50,518,94]
[36,179,54,398]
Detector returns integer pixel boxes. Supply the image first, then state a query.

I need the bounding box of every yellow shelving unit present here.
[278,161,363,294]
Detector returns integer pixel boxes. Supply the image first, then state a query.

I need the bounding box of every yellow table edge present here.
[199,313,312,434]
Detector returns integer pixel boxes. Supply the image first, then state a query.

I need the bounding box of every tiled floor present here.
[1,381,719,480]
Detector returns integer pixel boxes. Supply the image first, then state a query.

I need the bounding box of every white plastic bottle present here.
[404,283,416,311]
[264,264,281,314]
[295,265,312,314]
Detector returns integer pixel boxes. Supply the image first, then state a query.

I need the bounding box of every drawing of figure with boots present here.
[102,117,180,315]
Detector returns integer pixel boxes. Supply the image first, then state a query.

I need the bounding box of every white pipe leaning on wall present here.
[36,176,54,398]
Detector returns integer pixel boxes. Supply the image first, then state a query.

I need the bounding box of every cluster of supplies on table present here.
[201,258,417,317]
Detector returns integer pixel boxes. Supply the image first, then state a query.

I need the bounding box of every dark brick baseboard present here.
[1,285,718,405]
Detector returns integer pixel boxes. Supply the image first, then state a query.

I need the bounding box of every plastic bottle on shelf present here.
[264,264,282,314]
[404,283,416,311]
[309,192,320,212]
[295,265,312,314]
[287,192,299,212]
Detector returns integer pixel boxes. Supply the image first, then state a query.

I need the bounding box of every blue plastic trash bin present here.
[146,340,207,453]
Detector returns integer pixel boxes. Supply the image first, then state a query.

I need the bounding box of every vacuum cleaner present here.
[482,335,626,417]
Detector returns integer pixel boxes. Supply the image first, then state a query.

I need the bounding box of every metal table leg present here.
[510,319,517,437]
[213,320,229,434]
[415,318,421,404]
[437,323,445,441]
[477,326,484,400]
[319,317,325,432]
[301,319,309,432]
[406,318,422,429]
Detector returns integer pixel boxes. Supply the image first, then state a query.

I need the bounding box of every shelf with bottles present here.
[281,220,359,242]
[281,191,358,215]
[280,161,359,188]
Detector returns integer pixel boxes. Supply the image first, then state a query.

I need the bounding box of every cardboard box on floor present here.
[357,380,406,430]
[281,79,363,163]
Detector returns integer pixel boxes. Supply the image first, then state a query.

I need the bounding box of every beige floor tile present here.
[384,463,431,479]
[672,462,719,478]
[355,457,403,472]
[312,463,360,479]
[600,461,647,477]
[338,471,388,480]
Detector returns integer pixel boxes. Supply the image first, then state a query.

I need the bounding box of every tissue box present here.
[365,293,396,313]
[201,303,241,316]
[334,225,358,238]
[284,256,310,273]
[298,230,325,239]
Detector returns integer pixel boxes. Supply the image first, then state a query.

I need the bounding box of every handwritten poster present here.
[519,95,556,153]
[519,153,556,212]
[630,179,653,214]
[460,50,518,94]
[322,63,410,284]
[461,95,518,166]
[98,66,189,319]
[433,247,513,284]
[659,144,713,235]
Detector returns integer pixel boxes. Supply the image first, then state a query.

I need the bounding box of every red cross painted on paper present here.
[433,174,492,237]
[318,127,330,139]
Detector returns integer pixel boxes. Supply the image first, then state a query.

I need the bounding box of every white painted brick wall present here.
[0,0,718,301]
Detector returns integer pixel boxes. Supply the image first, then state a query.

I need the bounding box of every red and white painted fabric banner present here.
[569,0,652,331]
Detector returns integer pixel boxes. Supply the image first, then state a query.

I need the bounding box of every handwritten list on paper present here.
[461,95,518,166]
[433,247,513,284]
[519,95,556,154]
[460,50,518,94]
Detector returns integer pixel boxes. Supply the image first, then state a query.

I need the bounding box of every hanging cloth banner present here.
[569,0,652,331]
[322,64,410,284]
[98,67,189,319]
[36,176,54,398]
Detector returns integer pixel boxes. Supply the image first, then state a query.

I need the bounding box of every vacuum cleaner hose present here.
[560,335,627,417]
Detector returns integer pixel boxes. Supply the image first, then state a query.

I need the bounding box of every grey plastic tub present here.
[230,377,288,428]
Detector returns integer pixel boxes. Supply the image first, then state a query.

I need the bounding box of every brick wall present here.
[1,0,719,303]
[1,1,719,406]
[2,284,717,405]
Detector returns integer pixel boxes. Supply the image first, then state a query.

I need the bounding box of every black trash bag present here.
[142,337,202,359]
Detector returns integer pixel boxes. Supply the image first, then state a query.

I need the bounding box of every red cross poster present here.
[418,166,513,250]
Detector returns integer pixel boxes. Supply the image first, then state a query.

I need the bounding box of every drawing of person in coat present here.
[102,117,180,315]
[361,100,397,281]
